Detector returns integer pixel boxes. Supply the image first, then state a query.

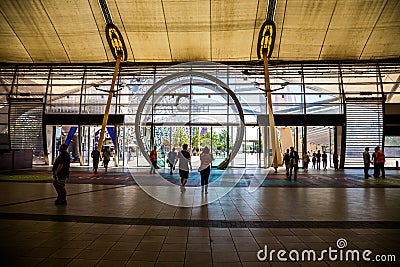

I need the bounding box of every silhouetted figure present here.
[363,147,371,178]
[52,144,70,205]
[316,150,321,170]
[283,149,291,178]
[372,147,379,178]
[333,152,339,170]
[312,152,316,169]
[303,152,310,172]
[322,151,328,171]
[289,147,299,180]
[103,147,111,174]
[91,146,101,174]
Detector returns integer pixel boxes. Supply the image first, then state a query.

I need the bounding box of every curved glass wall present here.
[0,61,399,168]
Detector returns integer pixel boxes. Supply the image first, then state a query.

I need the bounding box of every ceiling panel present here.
[212,30,253,61]
[164,0,209,32]
[328,0,386,29]
[41,0,107,63]
[60,34,107,62]
[211,0,258,31]
[0,0,398,63]
[19,36,69,63]
[321,29,371,60]
[360,0,400,59]
[0,14,31,62]
[42,0,98,34]
[117,0,165,32]
[278,0,336,60]
[279,29,327,60]
[0,0,68,62]
[127,32,171,62]
[169,32,210,61]
[282,0,336,28]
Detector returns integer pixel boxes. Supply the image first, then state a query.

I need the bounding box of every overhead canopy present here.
[0,0,399,63]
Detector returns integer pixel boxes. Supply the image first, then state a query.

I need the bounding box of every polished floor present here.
[0,166,399,266]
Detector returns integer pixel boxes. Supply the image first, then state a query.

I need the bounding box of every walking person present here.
[333,151,339,170]
[312,152,316,169]
[52,144,70,205]
[372,147,379,178]
[363,147,371,178]
[177,144,192,191]
[303,152,310,172]
[91,146,101,174]
[375,146,385,179]
[322,151,328,171]
[289,147,299,180]
[167,147,177,175]
[199,146,214,194]
[149,146,158,174]
[316,150,321,170]
[283,149,291,178]
[102,147,111,174]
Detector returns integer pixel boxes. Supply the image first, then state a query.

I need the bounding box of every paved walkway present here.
[0,166,399,266]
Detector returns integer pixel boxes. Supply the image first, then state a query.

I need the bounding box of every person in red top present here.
[375,146,385,179]
[149,146,158,174]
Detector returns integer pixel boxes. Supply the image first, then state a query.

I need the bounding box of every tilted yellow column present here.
[97,51,122,153]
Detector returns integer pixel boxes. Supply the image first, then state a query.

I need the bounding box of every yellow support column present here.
[97,51,122,153]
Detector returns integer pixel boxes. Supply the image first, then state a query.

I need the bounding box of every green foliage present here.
[172,128,190,147]
[200,131,211,148]
[191,128,200,149]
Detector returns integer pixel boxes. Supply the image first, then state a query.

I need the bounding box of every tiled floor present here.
[0,167,399,266]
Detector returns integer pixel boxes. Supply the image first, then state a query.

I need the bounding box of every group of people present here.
[150,144,214,193]
[282,147,300,180]
[363,146,385,179]
[282,148,340,179]
[90,146,111,174]
[309,150,330,171]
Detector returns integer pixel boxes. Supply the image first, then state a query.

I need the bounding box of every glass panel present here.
[341,65,380,94]
[384,136,400,168]
[0,67,14,94]
[305,92,342,114]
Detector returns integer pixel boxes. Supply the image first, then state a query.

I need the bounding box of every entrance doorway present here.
[135,124,263,169]
[46,125,120,167]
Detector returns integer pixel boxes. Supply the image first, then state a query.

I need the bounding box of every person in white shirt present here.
[167,147,177,175]
[198,146,214,194]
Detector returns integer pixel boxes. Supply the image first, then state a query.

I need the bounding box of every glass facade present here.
[0,61,399,168]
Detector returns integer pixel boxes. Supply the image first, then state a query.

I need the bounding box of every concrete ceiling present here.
[0,0,399,64]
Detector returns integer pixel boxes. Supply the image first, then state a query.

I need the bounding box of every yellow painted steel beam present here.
[262,49,281,168]
[97,51,122,152]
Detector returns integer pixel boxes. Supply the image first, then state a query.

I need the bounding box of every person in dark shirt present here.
[322,151,328,171]
[282,149,291,178]
[91,146,101,174]
[52,144,70,205]
[177,144,192,191]
[333,152,339,170]
[316,150,321,170]
[289,147,299,180]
